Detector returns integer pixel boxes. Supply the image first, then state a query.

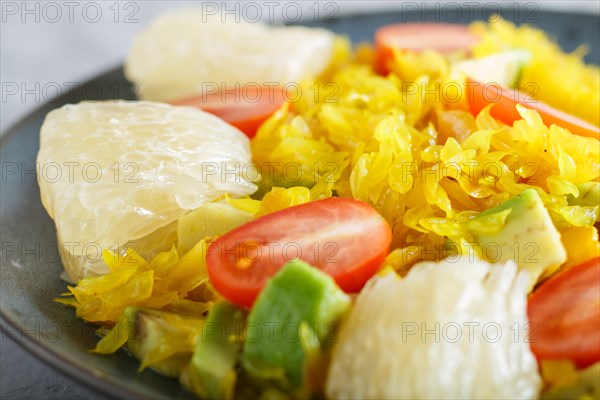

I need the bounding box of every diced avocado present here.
[567,182,600,209]
[188,301,247,400]
[177,202,253,254]
[468,189,566,289]
[118,307,203,377]
[453,50,531,88]
[242,260,351,388]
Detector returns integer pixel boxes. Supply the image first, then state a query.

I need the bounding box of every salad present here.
[37,9,599,400]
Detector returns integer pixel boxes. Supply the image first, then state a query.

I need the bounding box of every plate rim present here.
[0,313,146,399]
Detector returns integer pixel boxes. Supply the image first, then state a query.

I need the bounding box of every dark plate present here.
[1,9,598,400]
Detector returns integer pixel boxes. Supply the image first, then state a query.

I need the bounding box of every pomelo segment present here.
[326,257,541,399]
[38,101,257,281]
[125,10,335,102]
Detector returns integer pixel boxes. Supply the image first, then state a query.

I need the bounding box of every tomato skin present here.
[170,86,286,138]
[467,79,600,138]
[375,23,478,74]
[206,197,392,308]
[527,257,600,368]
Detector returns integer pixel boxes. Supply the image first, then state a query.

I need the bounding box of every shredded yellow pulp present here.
[56,239,214,324]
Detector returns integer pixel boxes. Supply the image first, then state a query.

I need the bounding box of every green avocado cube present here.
[469,189,566,289]
[188,301,247,400]
[242,260,351,388]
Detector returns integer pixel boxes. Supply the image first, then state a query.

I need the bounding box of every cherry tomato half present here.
[467,79,600,138]
[171,86,287,138]
[206,197,392,308]
[375,23,478,74]
[528,257,600,368]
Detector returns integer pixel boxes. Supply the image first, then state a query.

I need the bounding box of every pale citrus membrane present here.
[125,10,335,102]
[38,101,257,281]
[326,256,541,399]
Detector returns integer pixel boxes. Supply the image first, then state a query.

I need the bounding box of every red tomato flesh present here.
[170,86,287,138]
[528,257,600,368]
[375,23,478,74]
[467,79,600,138]
[206,197,392,308]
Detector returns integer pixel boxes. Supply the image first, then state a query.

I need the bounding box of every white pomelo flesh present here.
[125,10,335,102]
[38,101,257,281]
[326,257,541,399]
